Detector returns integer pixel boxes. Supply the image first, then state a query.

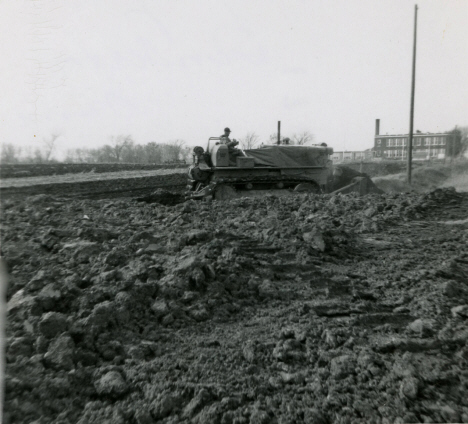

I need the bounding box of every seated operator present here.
[218,127,244,165]
[220,127,233,143]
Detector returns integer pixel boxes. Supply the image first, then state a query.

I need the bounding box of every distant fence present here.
[0,163,188,179]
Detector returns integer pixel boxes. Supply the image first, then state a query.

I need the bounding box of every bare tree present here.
[65,148,96,163]
[42,133,60,161]
[64,149,76,163]
[0,143,22,164]
[98,145,117,163]
[181,146,192,163]
[110,135,133,162]
[163,139,186,162]
[269,133,297,145]
[446,127,468,158]
[33,148,45,164]
[240,132,260,150]
[120,141,139,163]
[457,126,468,155]
[268,133,282,144]
[292,131,314,145]
[145,142,163,164]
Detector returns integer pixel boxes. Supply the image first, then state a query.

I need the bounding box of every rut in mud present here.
[2,187,468,423]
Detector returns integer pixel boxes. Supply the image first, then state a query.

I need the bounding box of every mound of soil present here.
[2,188,468,423]
[373,162,468,193]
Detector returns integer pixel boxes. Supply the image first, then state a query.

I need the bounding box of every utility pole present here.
[407,4,418,184]
[277,121,281,145]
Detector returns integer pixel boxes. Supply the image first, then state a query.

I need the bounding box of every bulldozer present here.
[186,137,382,201]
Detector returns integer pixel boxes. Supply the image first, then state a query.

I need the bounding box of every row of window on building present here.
[331,151,370,161]
[375,148,446,158]
[376,137,447,147]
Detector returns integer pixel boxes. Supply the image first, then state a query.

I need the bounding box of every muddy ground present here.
[2,184,468,423]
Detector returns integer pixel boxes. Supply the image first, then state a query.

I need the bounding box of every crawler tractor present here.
[186,137,382,201]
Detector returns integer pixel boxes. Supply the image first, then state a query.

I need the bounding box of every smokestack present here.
[375,119,380,136]
[277,121,281,145]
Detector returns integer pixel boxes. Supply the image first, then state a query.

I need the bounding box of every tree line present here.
[239,131,315,149]
[16,128,468,164]
[0,136,190,165]
[3,128,466,165]
[0,131,317,164]
[64,137,189,164]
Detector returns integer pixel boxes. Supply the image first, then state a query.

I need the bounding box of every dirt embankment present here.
[2,187,468,423]
[0,163,187,179]
[373,162,468,193]
[0,172,188,200]
[342,161,408,177]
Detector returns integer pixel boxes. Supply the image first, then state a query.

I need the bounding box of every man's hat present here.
[224,127,231,132]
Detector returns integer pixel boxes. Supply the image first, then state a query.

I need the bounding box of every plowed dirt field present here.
[2,180,468,423]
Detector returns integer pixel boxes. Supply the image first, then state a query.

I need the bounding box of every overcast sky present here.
[1,0,467,158]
